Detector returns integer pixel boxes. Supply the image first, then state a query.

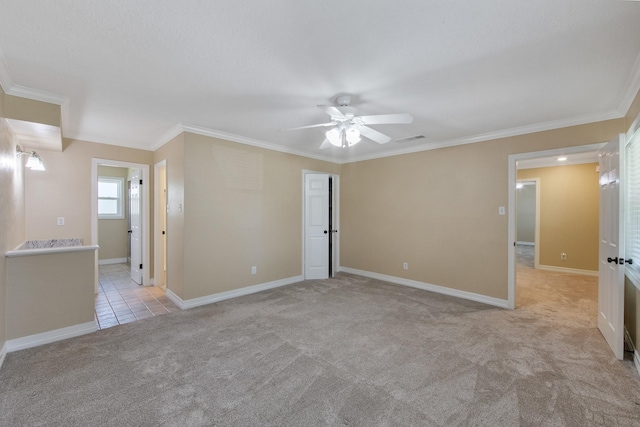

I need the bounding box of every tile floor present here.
[95,263,179,329]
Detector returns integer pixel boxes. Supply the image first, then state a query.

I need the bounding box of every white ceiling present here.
[0,1,639,163]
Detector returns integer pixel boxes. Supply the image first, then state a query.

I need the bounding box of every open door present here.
[598,134,625,360]
[129,169,143,284]
[304,173,329,279]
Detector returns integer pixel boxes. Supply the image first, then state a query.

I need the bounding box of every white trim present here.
[341,112,621,164]
[624,326,640,376]
[6,321,97,353]
[165,275,303,310]
[508,143,606,310]
[518,177,541,268]
[6,245,98,257]
[340,267,509,309]
[0,46,14,92]
[516,241,535,246]
[181,124,337,163]
[151,123,185,151]
[97,175,125,219]
[154,160,167,291]
[536,264,599,277]
[98,257,127,265]
[5,84,69,107]
[618,51,640,118]
[92,159,150,290]
[0,342,6,371]
[150,113,627,167]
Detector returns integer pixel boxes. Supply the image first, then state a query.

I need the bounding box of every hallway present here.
[95,263,178,329]
[516,244,598,328]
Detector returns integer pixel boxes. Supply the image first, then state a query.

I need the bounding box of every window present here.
[626,125,640,288]
[98,176,124,219]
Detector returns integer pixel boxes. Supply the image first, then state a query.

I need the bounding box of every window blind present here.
[626,128,640,286]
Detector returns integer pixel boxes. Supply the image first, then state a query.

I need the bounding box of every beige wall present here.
[340,119,623,300]
[0,103,26,350]
[24,139,155,274]
[154,132,340,300]
[518,163,600,271]
[97,165,130,260]
[516,183,536,243]
[2,94,61,128]
[154,134,185,298]
[6,249,95,339]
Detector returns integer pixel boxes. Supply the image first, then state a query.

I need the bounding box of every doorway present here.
[508,144,604,309]
[303,171,339,280]
[91,158,151,291]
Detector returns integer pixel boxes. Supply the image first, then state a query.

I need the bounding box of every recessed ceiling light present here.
[557,157,567,161]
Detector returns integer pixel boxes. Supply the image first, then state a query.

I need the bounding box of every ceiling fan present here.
[285,96,413,149]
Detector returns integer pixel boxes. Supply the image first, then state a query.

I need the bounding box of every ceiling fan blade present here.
[319,138,332,149]
[317,105,346,119]
[359,113,413,125]
[359,126,392,144]
[282,122,334,131]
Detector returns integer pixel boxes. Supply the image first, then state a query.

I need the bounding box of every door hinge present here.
[139,263,143,269]
[139,179,143,185]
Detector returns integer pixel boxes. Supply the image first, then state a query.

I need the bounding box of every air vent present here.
[395,135,426,143]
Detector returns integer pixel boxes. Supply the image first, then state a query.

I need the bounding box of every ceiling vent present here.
[395,135,426,143]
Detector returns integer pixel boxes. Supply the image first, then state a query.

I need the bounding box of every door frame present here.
[302,170,340,279]
[507,143,605,309]
[516,178,541,268]
[91,158,151,292]
[154,160,167,290]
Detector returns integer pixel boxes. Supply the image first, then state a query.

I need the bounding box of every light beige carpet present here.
[1,270,639,426]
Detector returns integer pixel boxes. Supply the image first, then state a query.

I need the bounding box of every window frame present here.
[98,176,125,220]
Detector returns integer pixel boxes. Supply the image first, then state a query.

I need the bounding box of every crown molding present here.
[180,123,337,163]
[339,110,623,164]
[618,51,640,116]
[5,84,69,106]
[0,46,14,92]
[150,123,185,151]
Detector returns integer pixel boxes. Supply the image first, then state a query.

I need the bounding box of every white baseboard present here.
[0,342,6,371]
[98,257,127,265]
[6,321,98,353]
[516,241,535,246]
[624,326,640,376]
[166,275,304,310]
[536,264,598,277]
[339,267,509,309]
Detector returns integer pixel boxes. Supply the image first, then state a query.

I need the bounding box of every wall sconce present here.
[16,146,46,171]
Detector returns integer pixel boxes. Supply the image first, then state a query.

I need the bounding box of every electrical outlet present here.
[561,253,567,260]
[251,266,257,275]
[57,217,64,226]
[403,262,408,270]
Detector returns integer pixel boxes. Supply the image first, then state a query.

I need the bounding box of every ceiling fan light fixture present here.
[346,127,361,146]
[326,127,342,147]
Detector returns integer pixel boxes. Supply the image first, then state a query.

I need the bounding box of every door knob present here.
[607,257,618,264]
[324,230,328,234]
[624,258,634,265]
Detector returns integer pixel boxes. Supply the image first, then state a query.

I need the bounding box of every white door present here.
[130,170,143,284]
[305,173,329,279]
[598,134,625,360]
